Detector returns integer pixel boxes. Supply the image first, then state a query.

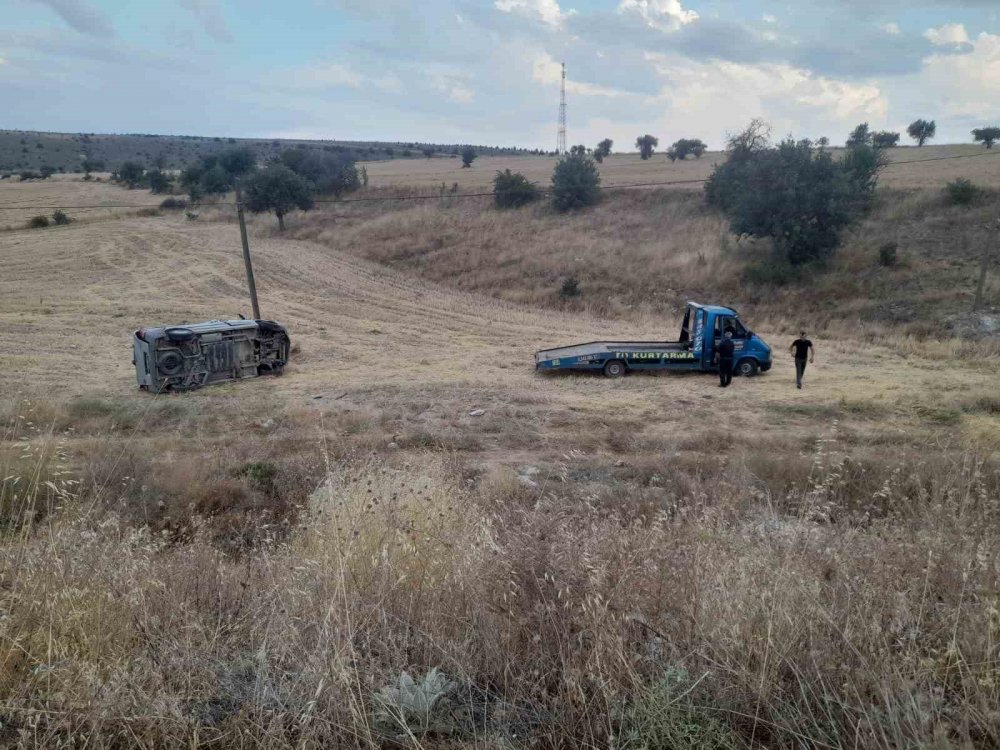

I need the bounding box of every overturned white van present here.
[133,319,290,393]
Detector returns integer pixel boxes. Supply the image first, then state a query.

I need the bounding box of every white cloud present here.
[0,57,6,65]
[532,52,632,98]
[177,0,233,43]
[881,22,901,36]
[762,13,777,24]
[290,62,401,93]
[923,23,969,46]
[429,70,475,103]
[494,0,571,28]
[643,53,886,144]
[902,32,1000,121]
[617,0,698,32]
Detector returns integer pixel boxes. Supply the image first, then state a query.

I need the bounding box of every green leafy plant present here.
[493,169,539,209]
[51,210,71,226]
[945,178,980,206]
[28,215,50,229]
[551,153,601,212]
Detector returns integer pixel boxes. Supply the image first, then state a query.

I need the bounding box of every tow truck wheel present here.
[736,358,759,377]
[603,360,626,378]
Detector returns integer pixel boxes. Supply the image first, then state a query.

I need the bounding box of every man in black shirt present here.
[716,330,735,387]
[790,332,814,389]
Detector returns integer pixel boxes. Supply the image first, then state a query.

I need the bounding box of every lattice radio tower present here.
[556,62,567,155]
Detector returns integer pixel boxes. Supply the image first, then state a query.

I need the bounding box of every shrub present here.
[667,138,707,161]
[28,215,50,229]
[146,169,171,194]
[560,276,580,297]
[878,242,898,267]
[872,131,900,148]
[551,153,601,212]
[945,178,980,206]
[18,170,40,181]
[51,210,71,226]
[493,169,539,209]
[279,148,360,196]
[707,122,886,266]
[636,134,658,160]
[461,147,476,168]
[117,161,145,187]
[593,138,613,163]
[159,197,188,210]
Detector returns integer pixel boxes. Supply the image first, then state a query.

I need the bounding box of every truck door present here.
[713,315,749,357]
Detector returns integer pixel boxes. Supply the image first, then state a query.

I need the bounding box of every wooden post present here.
[235,179,261,320]
[975,219,1000,313]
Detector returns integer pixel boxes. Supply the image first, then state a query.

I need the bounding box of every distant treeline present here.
[0,129,543,175]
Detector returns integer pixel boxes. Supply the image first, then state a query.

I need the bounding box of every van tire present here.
[164,327,195,342]
[603,360,626,378]
[736,358,759,377]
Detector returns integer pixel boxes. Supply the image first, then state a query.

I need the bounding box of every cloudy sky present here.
[3,0,999,149]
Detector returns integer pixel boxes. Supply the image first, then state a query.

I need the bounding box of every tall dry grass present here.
[3,408,1000,748]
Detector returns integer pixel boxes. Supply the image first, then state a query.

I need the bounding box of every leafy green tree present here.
[279,148,360,196]
[846,123,873,148]
[199,165,232,195]
[872,131,900,148]
[666,138,707,161]
[907,119,936,147]
[242,164,314,230]
[147,169,171,194]
[493,169,540,209]
[593,138,613,163]
[570,144,588,156]
[180,164,204,201]
[81,158,105,174]
[423,147,435,159]
[551,153,601,212]
[972,127,1000,149]
[635,134,658,160]
[816,137,830,149]
[218,146,257,176]
[117,161,145,187]
[461,147,477,168]
[39,165,56,179]
[706,122,886,266]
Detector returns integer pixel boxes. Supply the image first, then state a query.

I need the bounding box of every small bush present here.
[560,276,580,297]
[159,197,188,210]
[28,215,50,229]
[878,242,898,267]
[493,169,539,209]
[743,256,800,286]
[51,210,71,226]
[551,153,601,212]
[945,178,980,206]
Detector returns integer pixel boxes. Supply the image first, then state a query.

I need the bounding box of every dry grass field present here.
[2,161,1000,748]
[362,144,1000,191]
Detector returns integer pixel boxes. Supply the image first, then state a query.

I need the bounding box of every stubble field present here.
[1,159,999,748]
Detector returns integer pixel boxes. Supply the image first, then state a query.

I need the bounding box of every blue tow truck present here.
[535,302,772,378]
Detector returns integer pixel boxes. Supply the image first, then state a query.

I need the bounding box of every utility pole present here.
[557,62,567,155]
[974,218,999,313]
[234,178,261,320]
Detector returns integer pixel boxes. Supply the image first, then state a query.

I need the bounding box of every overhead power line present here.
[1,149,998,211]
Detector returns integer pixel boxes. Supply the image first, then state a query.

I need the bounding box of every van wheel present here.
[603,360,626,378]
[736,358,759,377]
[164,327,195,342]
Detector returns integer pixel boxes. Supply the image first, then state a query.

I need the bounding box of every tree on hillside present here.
[423,147,435,159]
[593,138,613,163]
[200,165,232,195]
[570,144,588,156]
[242,164,314,231]
[551,152,601,212]
[180,164,204,201]
[816,137,830,149]
[872,131,900,148]
[279,148,360,196]
[81,158,105,175]
[907,119,936,147]
[972,127,1000,149]
[117,161,145,188]
[846,123,873,148]
[493,169,540,209]
[706,121,886,267]
[635,134,658,160]
[147,169,171,194]
[218,146,257,176]
[461,147,477,168]
[667,138,707,161]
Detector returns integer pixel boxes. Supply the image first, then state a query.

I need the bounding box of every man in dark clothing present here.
[790,331,815,389]
[716,330,735,387]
